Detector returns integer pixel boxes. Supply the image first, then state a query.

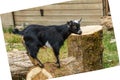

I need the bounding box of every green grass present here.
[37,41,68,63]
[3,28,119,68]
[3,27,13,33]
[4,33,22,43]
[4,33,24,51]
[103,30,119,68]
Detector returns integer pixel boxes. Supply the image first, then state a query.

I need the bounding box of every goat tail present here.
[12,29,23,35]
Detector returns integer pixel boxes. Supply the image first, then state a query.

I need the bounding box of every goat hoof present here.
[56,64,60,68]
[57,65,60,68]
[38,64,44,68]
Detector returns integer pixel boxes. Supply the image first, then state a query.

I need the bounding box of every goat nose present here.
[78,30,82,35]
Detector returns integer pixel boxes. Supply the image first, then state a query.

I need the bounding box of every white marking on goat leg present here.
[45,41,52,48]
[67,25,70,28]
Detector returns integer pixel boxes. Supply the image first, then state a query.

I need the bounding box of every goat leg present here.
[55,56,60,68]
[53,47,61,68]
[36,58,44,68]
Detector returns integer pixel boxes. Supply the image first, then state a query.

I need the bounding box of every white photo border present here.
[0,0,120,80]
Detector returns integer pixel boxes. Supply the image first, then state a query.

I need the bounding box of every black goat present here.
[12,19,82,68]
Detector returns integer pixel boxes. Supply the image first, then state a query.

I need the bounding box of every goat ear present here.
[67,21,72,28]
[67,21,70,25]
[67,21,72,25]
[79,18,82,23]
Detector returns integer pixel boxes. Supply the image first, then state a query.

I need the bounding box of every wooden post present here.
[12,12,16,28]
[68,25,103,72]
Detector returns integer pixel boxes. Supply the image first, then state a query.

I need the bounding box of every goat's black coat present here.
[12,20,82,68]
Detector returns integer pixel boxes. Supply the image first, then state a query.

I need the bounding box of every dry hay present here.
[101,16,113,31]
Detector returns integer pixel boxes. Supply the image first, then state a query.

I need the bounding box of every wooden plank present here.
[14,10,103,16]
[15,21,100,26]
[14,11,40,16]
[13,0,103,27]
[14,15,102,22]
[15,21,100,24]
[15,20,101,24]
[59,0,102,4]
[26,3,103,10]
[42,3,103,10]
[15,17,101,26]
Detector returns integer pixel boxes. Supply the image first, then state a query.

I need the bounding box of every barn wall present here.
[2,0,104,27]
[102,0,110,16]
[1,13,14,27]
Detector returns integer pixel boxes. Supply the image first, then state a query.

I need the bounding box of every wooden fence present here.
[1,0,110,27]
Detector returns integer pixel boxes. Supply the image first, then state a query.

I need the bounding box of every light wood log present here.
[8,51,33,80]
[26,66,52,80]
[68,25,104,72]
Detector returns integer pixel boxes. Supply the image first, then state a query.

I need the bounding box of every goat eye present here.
[73,26,77,30]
